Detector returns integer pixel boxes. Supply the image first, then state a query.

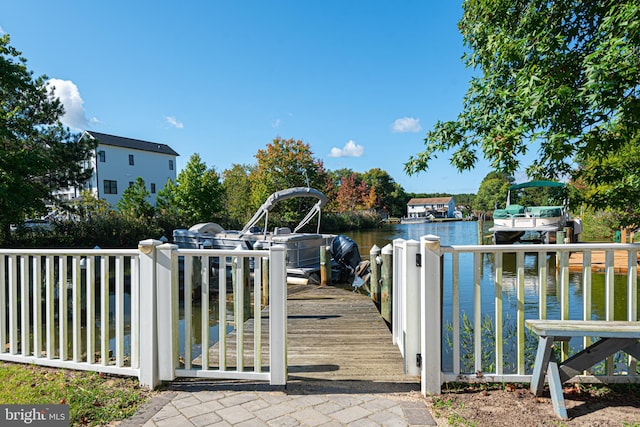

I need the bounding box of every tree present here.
[222,164,253,228]
[0,35,95,240]
[473,172,511,214]
[576,133,640,227]
[249,137,328,225]
[361,168,408,217]
[73,189,114,221]
[171,154,224,225]
[117,177,154,220]
[405,1,640,222]
[335,173,368,213]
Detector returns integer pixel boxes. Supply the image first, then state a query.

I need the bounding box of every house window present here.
[104,180,118,194]
[129,154,134,165]
[151,183,156,193]
[98,150,106,162]
[169,160,174,171]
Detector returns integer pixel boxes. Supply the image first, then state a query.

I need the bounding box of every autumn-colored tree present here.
[361,168,407,216]
[335,173,369,213]
[249,137,328,226]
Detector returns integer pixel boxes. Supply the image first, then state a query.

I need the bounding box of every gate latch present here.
[415,253,422,267]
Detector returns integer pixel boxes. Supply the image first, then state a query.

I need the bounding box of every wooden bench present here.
[526,319,640,419]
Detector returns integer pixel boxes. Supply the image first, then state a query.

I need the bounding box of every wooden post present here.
[381,244,393,325]
[563,227,572,244]
[370,245,381,304]
[320,245,331,286]
[477,216,485,245]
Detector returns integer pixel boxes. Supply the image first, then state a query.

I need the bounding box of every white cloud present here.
[165,116,184,129]
[328,140,364,158]
[45,78,98,130]
[392,117,422,133]
[271,118,281,128]
[0,25,5,34]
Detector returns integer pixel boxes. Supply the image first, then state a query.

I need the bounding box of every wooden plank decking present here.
[286,284,415,383]
[196,284,418,385]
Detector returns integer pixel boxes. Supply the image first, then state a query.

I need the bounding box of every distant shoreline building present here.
[406,197,456,219]
[57,131,179,207]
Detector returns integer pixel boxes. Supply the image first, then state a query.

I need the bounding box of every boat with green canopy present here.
[490,180,582,244]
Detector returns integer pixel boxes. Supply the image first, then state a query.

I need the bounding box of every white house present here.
[407,197,456,219]
[58,131,179,207]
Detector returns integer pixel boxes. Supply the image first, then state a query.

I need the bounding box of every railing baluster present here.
[86,256,95,364]
[8,255,17,355]
[115,256,124,367]
[254,255,262,372]
[33,256,42,358]
[184,255,192,370]
[452,252,460,376]
[538,250,547,320]
[20,256,30,356]
[494,251,503,375]
[130,255,139,369]
[583,251,592,350]
[45,256,54,358]
[218,256,227,370]
[605,250,615,375]
[516,251,525,375]
[72,256,81,362]
[236,255,245,371]
[59,256,67,361]
[201,256,209,370]
[100,256,109,365]
[473,252,481,374]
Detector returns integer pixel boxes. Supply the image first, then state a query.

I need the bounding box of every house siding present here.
[406,197,456,218]
[58,132,178,207]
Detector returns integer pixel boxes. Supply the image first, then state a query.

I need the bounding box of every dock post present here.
[477,216,484,245]
[381,244,393,325]
[320,245,331,286]
[370,245,381,304]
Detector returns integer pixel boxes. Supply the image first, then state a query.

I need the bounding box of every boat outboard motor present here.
[330,235,371,288]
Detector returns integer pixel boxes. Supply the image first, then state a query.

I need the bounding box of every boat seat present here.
[273,227,292,235]
[505,204,525,216]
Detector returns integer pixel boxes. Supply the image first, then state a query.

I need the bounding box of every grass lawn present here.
[0,362,155,426]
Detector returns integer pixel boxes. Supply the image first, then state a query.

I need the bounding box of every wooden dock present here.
[568,250,640,274]
[286,284,416,384]
[199,284,418,386]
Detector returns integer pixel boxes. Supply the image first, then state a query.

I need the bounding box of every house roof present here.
[85,131,180,156]
[408,197,453,205]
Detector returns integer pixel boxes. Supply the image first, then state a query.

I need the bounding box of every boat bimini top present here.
[240,187,328,236]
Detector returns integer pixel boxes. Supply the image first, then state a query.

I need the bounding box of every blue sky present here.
[2,1,501,194]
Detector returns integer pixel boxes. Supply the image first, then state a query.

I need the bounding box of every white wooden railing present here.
[0,241,288,388]
[0,248,140,377]
[393,236,640,396]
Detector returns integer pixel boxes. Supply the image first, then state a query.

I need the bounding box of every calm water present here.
[345,221,637,372]
[345,221,636,322]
